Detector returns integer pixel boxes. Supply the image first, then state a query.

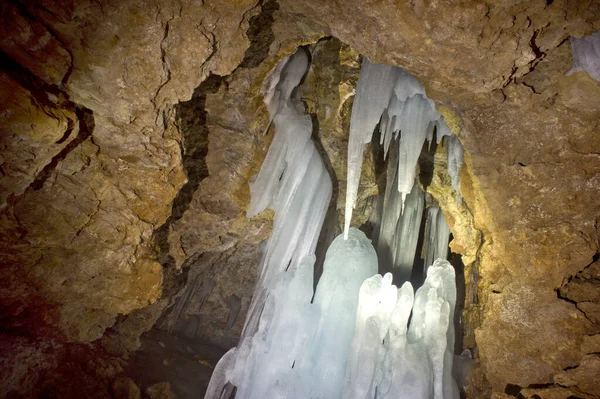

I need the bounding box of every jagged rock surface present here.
[1,0,599,398]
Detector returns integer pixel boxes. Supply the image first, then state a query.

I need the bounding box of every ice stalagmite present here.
[568,30,600,81]
[344,259,459,399]
[424,206,451,272]
[298,228,379,399]
[343,273,397,399]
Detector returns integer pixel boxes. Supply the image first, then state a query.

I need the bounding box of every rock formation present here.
[0,0,599,398]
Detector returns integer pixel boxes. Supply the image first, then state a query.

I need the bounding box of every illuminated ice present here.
[344,59,462,239]
[424,207,451,273]
[568,30,600,81]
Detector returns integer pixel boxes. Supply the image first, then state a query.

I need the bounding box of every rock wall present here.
[1,0,599,398]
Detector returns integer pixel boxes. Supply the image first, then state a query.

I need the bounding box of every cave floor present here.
[125,329,225,398]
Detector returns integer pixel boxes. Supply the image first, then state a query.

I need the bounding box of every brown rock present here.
[112,376,141,399]
[554,354,600,397]
[146,381,175,399]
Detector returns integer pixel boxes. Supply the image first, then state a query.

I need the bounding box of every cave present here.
[1,1,599,399]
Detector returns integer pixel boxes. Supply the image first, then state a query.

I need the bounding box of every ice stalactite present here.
[344,58,462,239]
[568,30,600,81]
[424,206,451,273]
[375,136,424,280]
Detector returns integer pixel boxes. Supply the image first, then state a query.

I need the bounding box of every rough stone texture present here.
[1,0,600,397]
[0,0,258,343]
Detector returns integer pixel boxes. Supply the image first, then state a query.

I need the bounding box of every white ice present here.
[344,59,462,239]
[446,134,464,203]
[568,30,600,81]
[344,259,459,399]
[424,207,451,273]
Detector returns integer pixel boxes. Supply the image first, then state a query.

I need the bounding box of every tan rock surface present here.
[0,0,599,397]
[0,0,259,343]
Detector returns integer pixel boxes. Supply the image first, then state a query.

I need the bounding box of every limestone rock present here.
[0,0,258,343]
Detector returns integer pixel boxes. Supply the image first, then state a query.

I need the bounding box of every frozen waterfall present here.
[205,51,461,399]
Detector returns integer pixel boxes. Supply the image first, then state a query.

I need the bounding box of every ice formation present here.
[568,30,600,81]
[242,48,332,336]
[206,50,461,399]
[343,259,459,399]
[205,228,378,399]
[446,134,464,203]
[344,58,462,239]
[424,206,451,272]
[375,139,424,280]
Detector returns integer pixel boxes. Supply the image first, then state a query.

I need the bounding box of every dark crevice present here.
[30,106,95,191]
[7,0,75,86]
[0,50,70,112]
[154,74,225,299]
[54,118,76,144]
[238,0,279,69]
[504,383,522,396]
[0,49,96,193]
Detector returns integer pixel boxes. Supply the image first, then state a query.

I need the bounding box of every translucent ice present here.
[568,30,600,81]
[301,228,379,399]
[446,134,464,202]
[206,49,333,399]
[392,182,425,282]
[343,273,397,399]
[344,260,459,399]
[424,207,451,273]
[345,59,400,238]
[344,59,462,238]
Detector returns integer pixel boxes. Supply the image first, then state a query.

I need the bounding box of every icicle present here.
[424,207,451,273]
[345,60,460,238]
[344,58,399,239]
[568,30,600,81]
[446,134,464,202]
[392,182,425,282]
[395,94,434,201]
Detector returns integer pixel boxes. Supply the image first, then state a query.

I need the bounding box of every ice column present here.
[242,49,332,337]
[424,206,451,272]
[205,48,333,399]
